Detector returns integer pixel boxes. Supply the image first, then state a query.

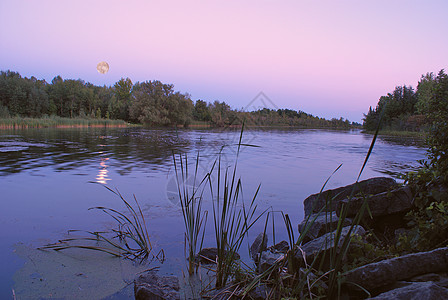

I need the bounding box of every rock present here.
[297,225,366,264]
[336,186,413,218]
[196,247,240,264]
[410,273,448,288]
[303,177,397,217]
[344,247,448,291]
[247,284,276,300]
[134,271,180,300]
[370,281,448,300]
[250,233,268,262]
[268,240,289,254]
[258,251,284,273]
[298,211,352,243]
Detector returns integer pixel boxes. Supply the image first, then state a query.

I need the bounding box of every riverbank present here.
[0,116,131,129]
[363,129,427,139]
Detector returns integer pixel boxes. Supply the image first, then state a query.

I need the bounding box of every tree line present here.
[0,70,354,128]
[363,69,447,132]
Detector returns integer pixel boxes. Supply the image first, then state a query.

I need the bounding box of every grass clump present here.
[173,152,208,275]
[39,185,161,262]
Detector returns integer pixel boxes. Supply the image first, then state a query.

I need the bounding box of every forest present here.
[0,70,355,129]
[363,69,448,132]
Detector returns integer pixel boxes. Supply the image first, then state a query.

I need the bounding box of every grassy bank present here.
[362,129,427,139]
[0,116,131,129]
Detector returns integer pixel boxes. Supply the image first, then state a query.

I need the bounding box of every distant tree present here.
[113,77,133,120]
[130,81,193,126]
[193,99,211,121]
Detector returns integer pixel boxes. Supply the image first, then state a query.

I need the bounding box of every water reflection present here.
[96,156,110,184]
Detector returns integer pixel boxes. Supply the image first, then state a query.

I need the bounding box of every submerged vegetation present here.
[1,70,355,129]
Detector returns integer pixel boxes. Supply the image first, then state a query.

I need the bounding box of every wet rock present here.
[344,247,448,291]
[258,251,284,273]
[370,281,448,300]
[303,177,397,217]
[336,186,413,218]
[297,225,366,263]
[268,240,289,254]
[196,247,240,264]
[298,211,352,243]
[134,271,180,300]
[250,233,268,262]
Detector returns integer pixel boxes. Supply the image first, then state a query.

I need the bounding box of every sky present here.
[1,0,447,123]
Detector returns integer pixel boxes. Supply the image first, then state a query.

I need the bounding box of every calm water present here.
[0,127,426,299]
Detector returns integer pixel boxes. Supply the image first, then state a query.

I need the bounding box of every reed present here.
[0,116,129,129]
[39,185,160,262]
[173,152,208,275]
[207,123,265,289]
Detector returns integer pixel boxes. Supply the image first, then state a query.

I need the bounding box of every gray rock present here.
[268,240,289,254]
[344,247,448,291]
[258,251,284,273]
[370,281,448,300]
[250,233,268,262]
[336,186,413,218]
[410,273,448,288]
[303,177,397,217]
[134,271,180,300]
[247,284,276,300]
[297,225,366,263]
[196,247,240,264]
[298,211,352,243]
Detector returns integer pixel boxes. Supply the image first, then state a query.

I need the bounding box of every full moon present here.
[96,61,109,74]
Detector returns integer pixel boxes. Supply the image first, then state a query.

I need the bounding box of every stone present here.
[247,284,276,300]
[410,273,448,288]
[298,211,352,243]
[196,247,240,264]
[258,251,285,273]
[344,247,448,291]
[268,240,289,254]
[297,225,366,263]
[303,177,397,217]
[336,186,413,218]
[250,233,268,262]
[370,281,448,300]
[134,271,180,300]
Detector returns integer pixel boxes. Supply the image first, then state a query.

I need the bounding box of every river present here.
[0,127,426,299]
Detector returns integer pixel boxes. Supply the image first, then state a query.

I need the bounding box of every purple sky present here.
[1,0,447,122]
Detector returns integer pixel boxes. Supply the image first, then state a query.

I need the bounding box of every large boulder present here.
[344,247,448,292]
[303,177,397,217]
[370,281,448,300]
[295,225,366,264]
[298,211,352,243]
[134,271,180,300]
[336,186,413,218]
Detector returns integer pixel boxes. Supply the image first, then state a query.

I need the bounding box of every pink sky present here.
[1,0,447,122]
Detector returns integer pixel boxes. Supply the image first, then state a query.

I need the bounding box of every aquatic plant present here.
[39,185,161,262]
[173,151,208,275]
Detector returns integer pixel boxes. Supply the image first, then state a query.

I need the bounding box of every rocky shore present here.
[134,177,448,299]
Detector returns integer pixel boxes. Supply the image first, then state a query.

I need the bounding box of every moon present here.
[96,61,109,74]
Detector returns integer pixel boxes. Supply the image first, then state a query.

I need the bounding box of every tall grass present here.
[0,116,129,129]
[173,152,208,275]
[207,124,265,289]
